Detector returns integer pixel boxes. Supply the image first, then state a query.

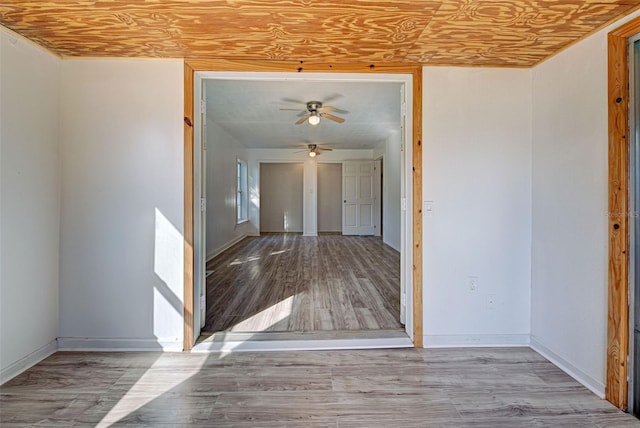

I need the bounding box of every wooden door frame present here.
[182,60,423,351]
[607,15,640,409]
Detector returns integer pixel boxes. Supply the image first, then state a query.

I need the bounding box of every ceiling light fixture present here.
[308,112,320,126]
[308,149,317,158]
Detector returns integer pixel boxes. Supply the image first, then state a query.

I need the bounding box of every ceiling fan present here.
[295,143,333,157]
[280,99,347,126]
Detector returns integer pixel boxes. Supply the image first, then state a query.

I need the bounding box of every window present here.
[237,159,248,223]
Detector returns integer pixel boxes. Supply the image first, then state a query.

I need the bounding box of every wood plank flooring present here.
[204,233,402,333]
[2,348,638,426]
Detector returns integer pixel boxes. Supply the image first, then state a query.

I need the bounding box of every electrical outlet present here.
[468,276,478,292]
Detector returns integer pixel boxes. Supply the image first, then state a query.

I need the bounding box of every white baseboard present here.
[192,336,413,352]
[57,337,182,352]
[1,339,58,384]
[530,336,605,398]
[206,234,247,262]
[382,237,401,253]
[423,334,530,348]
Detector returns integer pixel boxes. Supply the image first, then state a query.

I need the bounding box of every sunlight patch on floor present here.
[230,295,295,332]
[269,249,290,256]
[95,354,208,427]
[229,255,262,265]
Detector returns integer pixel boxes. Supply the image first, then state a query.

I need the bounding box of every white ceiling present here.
[204,79,402,150]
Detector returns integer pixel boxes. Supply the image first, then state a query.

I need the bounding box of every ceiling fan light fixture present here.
[308,150,317,158]
[308,113,320,126]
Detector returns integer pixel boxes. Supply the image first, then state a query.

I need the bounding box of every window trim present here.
[236,158,248,224]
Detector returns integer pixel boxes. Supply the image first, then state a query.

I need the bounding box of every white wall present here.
[530,9,640,397]
[303,158,318,236]
[260,163,304,232]
[58,59,184,350]
[247,149,373,233]
[375,132,402,251]
[422,67,533,347]
[6,27,631,387]
[0,29,61,380]
[206,120,254,258]
[317,163,342,232]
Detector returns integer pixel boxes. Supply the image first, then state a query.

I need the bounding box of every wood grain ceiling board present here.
[0,1,440,61]
[406,1,640,66]
[1,0,640,66]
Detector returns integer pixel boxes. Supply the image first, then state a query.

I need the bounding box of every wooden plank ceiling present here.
[1,1,640,67]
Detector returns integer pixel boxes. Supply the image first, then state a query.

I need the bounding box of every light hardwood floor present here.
[1,348,638,426]
[204,233,402,334]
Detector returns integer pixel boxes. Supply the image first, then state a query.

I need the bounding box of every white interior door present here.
[342,161,377,235]
[374,159,382,238]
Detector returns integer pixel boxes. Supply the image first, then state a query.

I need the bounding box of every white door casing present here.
[374,158,382,238]
[199,96,207,330]
[193,71,414,346]
[192,76,207,342]
[399,85,407,326]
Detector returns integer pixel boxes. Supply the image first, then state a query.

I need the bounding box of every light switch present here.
[424,201,434,218]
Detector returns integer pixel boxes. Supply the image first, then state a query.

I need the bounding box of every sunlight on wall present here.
[249,173,260,232]
[250,169,260,208]
[283,210,290,231]
[153,208,184,343]
[250,186,260,208]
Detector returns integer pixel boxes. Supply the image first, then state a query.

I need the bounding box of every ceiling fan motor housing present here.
[306,101,322,112]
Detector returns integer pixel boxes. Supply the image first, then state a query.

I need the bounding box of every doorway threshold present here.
[191,329,412,352]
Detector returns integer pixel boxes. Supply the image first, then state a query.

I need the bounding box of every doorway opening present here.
[183,62,423,351]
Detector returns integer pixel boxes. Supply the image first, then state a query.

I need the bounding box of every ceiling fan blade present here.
[281,98,307,105]
[295,114,311,125]
[318,147,333,151]
[318,106,348,114]
[322,94,342,104]
[294,149,308,153]
[281,109,312,118]
[321,113,345,124]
